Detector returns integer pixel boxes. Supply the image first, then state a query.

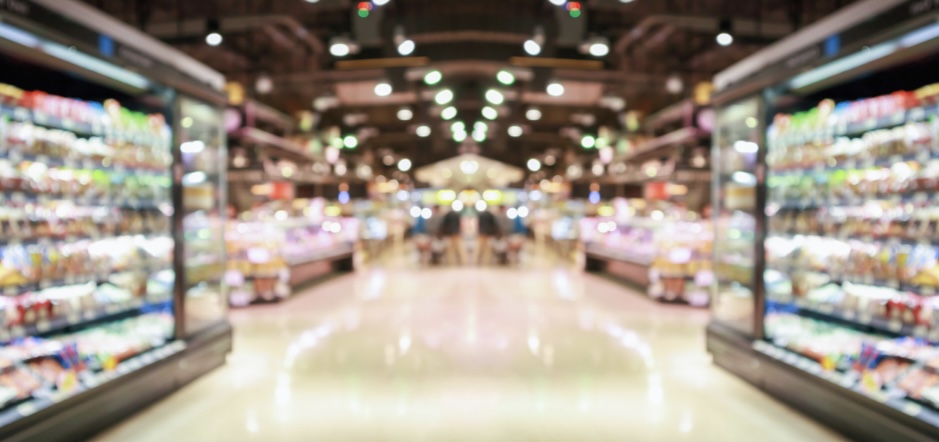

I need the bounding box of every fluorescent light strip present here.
[42,42,150,90]
[789,42,895,89]
[900,21,939,48]
[0,23,39,47]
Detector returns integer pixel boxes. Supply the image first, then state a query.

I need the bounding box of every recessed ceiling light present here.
[716,32,734,46]
[205,32,223,46]
[451,121,466,132]
[508,125,523,137]
[485,89,504,105]
[524,39,541,56]
[453,131,467,142]
[416,125,431,137]
[397,107,413,121]
[424,70,442,85]
[441,106,458,120]
[343,135,358,148]
[397,39,415,55]
[375,82,393,96]
[435,89,454,105]
[589,42,609,57]
[474,121,488,133]
[398,158,412,172]
[546,82,565,97]
[527,158,541,172]
[526,108,542,121]
[482,106,498,120]
[497,70,515,85]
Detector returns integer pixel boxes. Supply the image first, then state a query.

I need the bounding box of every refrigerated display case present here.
[708,0,939,439]
[0,1,231,439]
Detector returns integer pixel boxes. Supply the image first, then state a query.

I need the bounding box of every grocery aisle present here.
[96,265,840,441]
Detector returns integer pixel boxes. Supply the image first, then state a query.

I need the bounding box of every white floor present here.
[96,262,842,441]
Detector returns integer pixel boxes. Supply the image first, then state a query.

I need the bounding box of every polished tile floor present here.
[97,263,842,441]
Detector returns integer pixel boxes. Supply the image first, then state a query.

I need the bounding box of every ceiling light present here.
[546,82,565,96]
[397,39,415,55]
[717,18,733,46]
[435,89,454,105]
[452,200,464,211]
[474,121,488,133]
[383,155,396,166]
[375,82,393,96]
[526,107,542,121]
[548,0,566,5]
[544,155,556,166]
[328,37,358,57]
[416,125,431,137]
[485,89,504,105]
[343,135,358,148]
[472,131,486,142]
[716,32,733,46]
[451,121,466,132]
[482,106,498,120]
[589,42,609,57]
[666,74,683,94]
[255,74,273,94]
[581,135,596,149]
[205,32,222,46]
[497,70,515,85]
[397,107,413,121]
[508,125,523,137]
[524,39,542,56]
[527,158,542,172]
[373,0,390,5]
[441,106,458,120]
[453,131,467,142]
[398,158,412,172]
[424,70,442,85]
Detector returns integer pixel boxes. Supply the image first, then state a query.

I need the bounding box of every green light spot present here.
[570,9,581,18]
[358,9,369,17]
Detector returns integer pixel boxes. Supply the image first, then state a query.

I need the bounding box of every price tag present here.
[10,326,25,338]
[11,192,24,203]
[104,304,120,314]
[35,320,50,333]
[12,107,30,121]
[891,112,906,125]
[914,192,929,203]
[843,310,857,321]
[917,149,932,163]
[33,111,48,125]
[83,310,96,320]
[0,329,10,342]
[66,312,80,324]
[8,149,22,163]
[863,274,875,285]
[844,158,857,169]
[911,107,927,121]
[859,312,873,324]
[62,119,76,131]
[888,320,904,332]
[887,279,900,289]
[16,402,36,417]
[862,157,876,168]
[4,287,18,296]
[889,155,903,165]
[818,304,835,315]
[902,402,922,417]
[922,286,936,296]
[914,325,928,338]
[35,155,50,165]
[38,279,50,289]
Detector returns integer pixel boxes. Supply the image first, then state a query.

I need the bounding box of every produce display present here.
[764,83,939,420]
[0,83,178,417]
[581,200,712,305]
[226,199,357,305]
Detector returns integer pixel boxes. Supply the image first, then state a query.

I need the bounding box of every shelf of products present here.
[0,81,181,423]
[581,199,711,305]
[763,82,939,428]
[226,199,357,305]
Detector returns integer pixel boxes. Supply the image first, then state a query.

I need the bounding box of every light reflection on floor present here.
[96,263,843,441]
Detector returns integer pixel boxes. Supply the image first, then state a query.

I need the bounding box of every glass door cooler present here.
[0,0,231,439]
[709,0,939,439]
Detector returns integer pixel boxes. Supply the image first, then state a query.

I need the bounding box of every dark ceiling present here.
[83,0,857,170]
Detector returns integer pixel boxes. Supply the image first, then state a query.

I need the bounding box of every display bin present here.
[0,1,231,439]
[709,0,939,439]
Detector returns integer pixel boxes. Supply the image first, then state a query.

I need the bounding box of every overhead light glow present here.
[416,125,432,137]
[549,0,566,4]
[397,39,415,55]
[424,70,443,85]
[546,82,565,97]
[733,140,759,154]
[441,106,458,120]
[581,135,596,149]
[507,208,518,219]
[421,208,432,219]
[475,200,488,211]
[524,39,541,56]
[482,106,498,120]
[474,121,488,133]
[373,0,390,4]
[453,131,467,142]
[526,108,542,121]
[716,32,733,46]
[205,32,223,46]
[398,158,412,172]
[343,135,358,148]
[397,107,413,121]
[497,70,515,85]
[451,121,466,132]
[410,206,422,218]
[485,89,505,105]
[452,200,464,211]
[527,158,541,172]
[330,42,350,57]
[517,206,530,217]
[435,89,454,105]
[508,125,523,137]
[472,131,486,142]
[374,82,393,96]
[589,42,609,57]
